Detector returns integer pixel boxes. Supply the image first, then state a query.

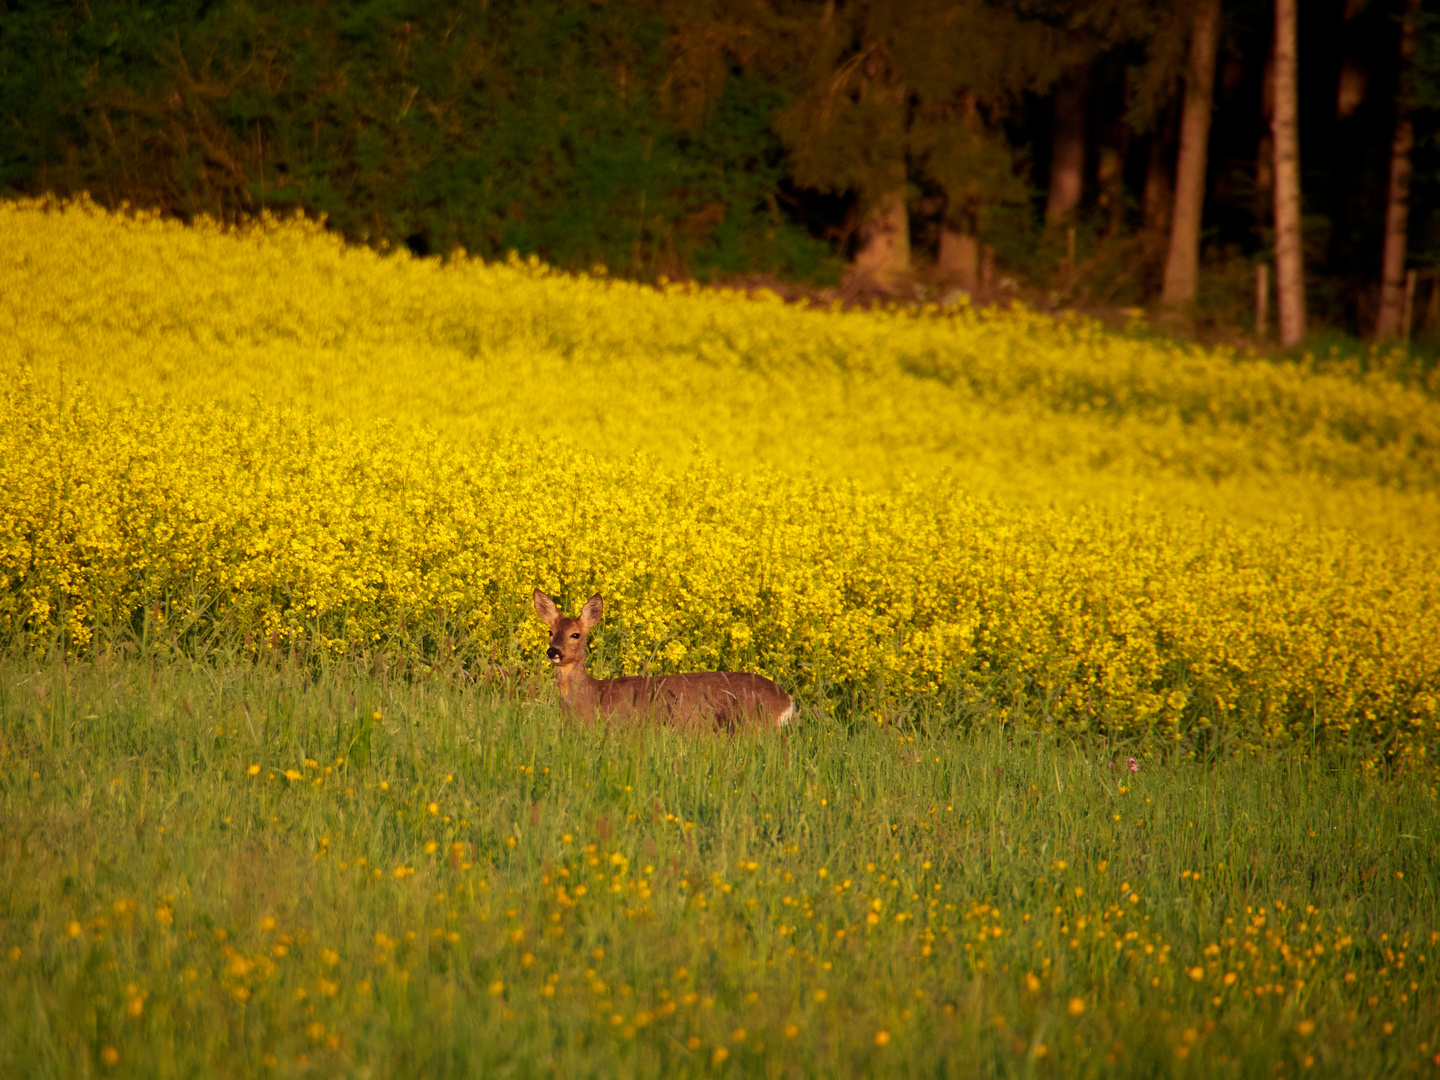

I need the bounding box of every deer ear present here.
[580,594,603,630]
[532,590,561,629]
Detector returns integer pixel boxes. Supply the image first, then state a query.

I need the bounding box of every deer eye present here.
[570,632,580,639]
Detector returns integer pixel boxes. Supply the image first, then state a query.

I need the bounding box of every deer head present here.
[532,590,603,669]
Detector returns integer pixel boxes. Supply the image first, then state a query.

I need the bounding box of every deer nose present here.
[546,647,561,660]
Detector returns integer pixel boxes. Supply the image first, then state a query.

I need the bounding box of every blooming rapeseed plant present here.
[0,198,1436,765]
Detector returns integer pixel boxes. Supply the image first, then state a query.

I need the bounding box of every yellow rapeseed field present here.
[1,197,1438,760]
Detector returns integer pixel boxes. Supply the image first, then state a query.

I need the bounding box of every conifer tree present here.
[771,0,1051,286]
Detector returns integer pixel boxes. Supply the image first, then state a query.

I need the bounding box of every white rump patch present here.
[776,700,797,729]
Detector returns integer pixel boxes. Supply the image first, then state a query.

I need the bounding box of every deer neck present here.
[554,660,599,712]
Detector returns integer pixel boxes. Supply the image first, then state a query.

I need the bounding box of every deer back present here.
[595,671,794,730]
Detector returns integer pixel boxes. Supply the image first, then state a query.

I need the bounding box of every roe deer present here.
[532,590,796,730]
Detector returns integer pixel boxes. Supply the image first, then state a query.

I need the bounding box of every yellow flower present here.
[246,764,260,776]
[100,1047,120,1066]
[711,1047,729,1064]
[284,769,302,782]
[1067,997,1085,1016]
[875,1031,891,1047]
[489,980,505,995]
[1296,1019,1315,1036]
[1187,967,1205,981]
[6,198,1436,778]
[66,921,82,938]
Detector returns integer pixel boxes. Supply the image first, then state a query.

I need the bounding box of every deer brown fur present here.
[532,590,796,730]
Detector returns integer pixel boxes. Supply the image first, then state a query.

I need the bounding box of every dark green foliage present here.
[4,0,1440,336]
[0,0,830,278]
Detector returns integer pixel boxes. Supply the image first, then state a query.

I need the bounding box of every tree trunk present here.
[1272,0,1305,346]
[1045,68,1088,225]
[1160,0,1221,306]
[853,185,911,285]
[1375,0,1421,341]
[938,228,979,290]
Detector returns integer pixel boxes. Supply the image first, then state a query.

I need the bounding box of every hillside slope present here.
[4,199,1438,543]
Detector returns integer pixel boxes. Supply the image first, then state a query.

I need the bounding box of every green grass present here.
[1,656,1437,1078]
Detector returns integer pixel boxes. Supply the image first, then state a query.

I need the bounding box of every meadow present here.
[1,660,1436,1079]
[1,197,1439,1075]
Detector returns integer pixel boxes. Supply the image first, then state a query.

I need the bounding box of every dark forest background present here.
[3,0,1438,341]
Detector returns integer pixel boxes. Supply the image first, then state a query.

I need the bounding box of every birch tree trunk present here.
[1045,69,1088,225]
[1160,0,1222,305]
[1271,0,1306,346]
[1375,0,1421,340]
